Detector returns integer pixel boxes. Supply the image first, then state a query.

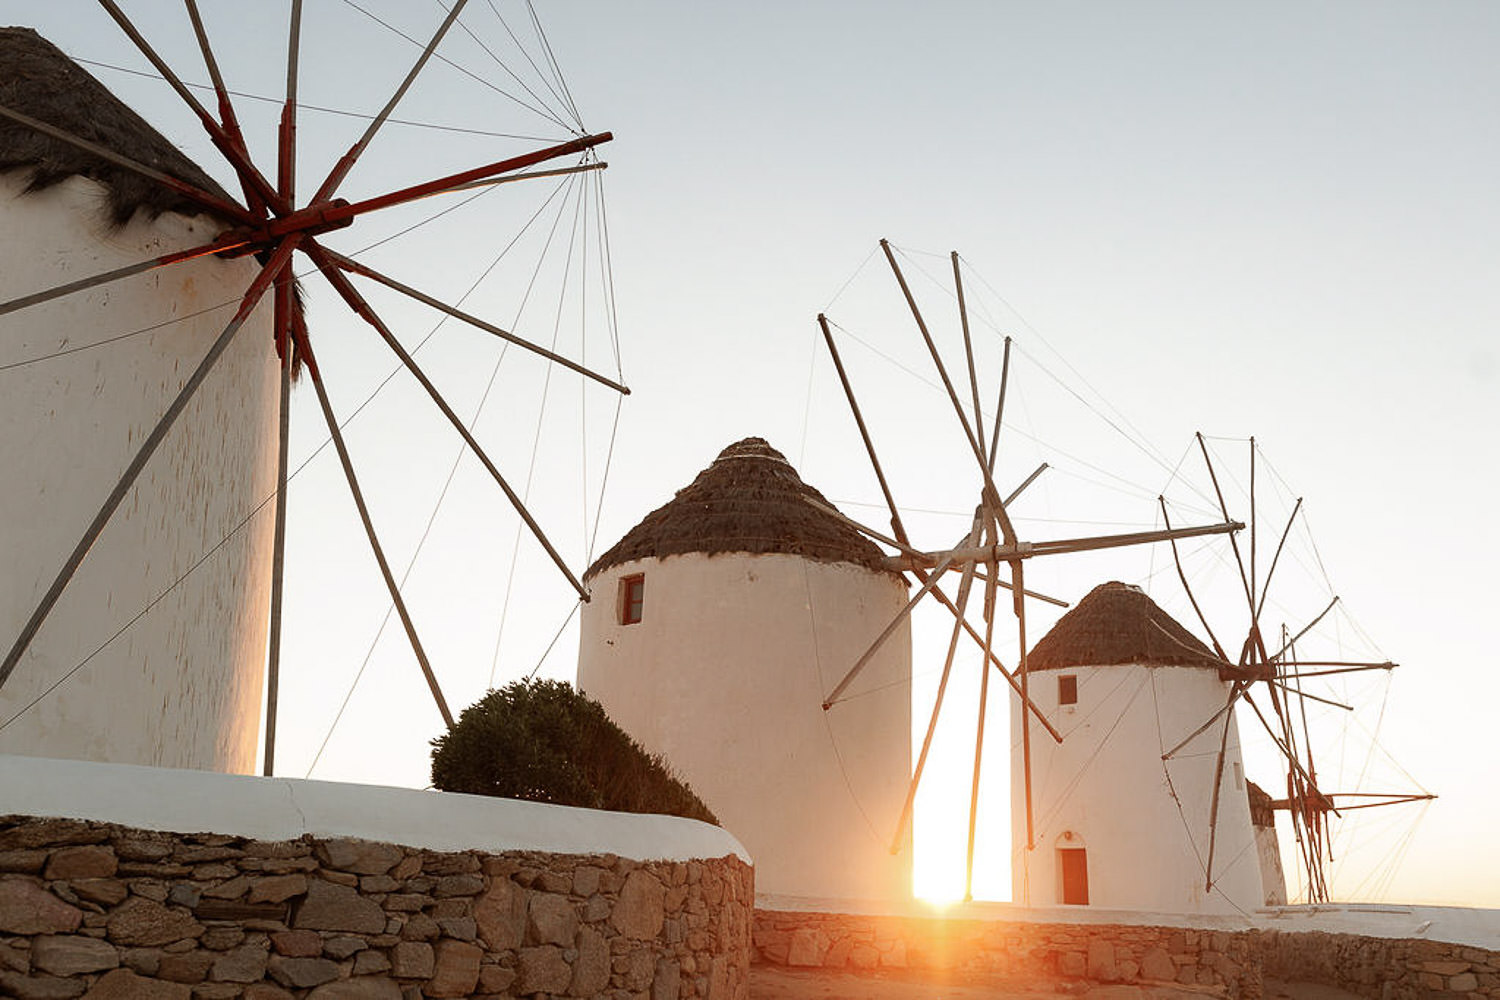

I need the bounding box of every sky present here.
[13,2,1498,908]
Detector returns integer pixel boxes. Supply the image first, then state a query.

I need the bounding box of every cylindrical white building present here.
[1011,581,1269,914]
[0,29,277,772]
[577,438,912,902]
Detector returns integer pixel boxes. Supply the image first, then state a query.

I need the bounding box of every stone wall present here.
[753,909,1261,996]
[1259,929,1500,999]
[0,816,753,1000]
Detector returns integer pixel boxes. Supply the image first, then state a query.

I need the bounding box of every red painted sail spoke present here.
[182,0,266,219]
[96,0,284,216]
[0,230,255,319]
[318,247,628,395]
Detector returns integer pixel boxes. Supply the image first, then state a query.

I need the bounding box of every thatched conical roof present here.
[0,26,238,226]
[1026,580,1224,672]
[584,437,897,580]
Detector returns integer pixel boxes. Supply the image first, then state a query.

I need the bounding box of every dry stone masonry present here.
[754,909,1500,999]
[754,908,1262,996]
[0,816,752,1000]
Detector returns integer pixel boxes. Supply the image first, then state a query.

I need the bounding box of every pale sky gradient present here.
[16,3,1498,907]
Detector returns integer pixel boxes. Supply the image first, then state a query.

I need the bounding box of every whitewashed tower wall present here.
[577,439,913,902]
[0,173,277,770]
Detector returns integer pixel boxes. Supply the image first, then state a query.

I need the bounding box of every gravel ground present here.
[750,965,1369,1000]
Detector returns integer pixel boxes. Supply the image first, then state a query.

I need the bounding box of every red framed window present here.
[619,574,645,625]
[1058,674,1078,706]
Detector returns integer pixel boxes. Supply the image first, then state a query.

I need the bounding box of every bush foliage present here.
[430,679,718,826]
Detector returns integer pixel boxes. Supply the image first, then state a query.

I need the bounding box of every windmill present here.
[810,239,1245,901]
[1158,435,1435,904]
[0,3,623,776]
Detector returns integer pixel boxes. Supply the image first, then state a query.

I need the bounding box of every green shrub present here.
[430,679,718,826]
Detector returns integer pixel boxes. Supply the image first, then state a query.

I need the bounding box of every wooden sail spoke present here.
[262,274,295,777]
[1254,497,1303,622]
[308,245,588,601]
[885,519,1243,572]
[0,236,297,692]
[311,0,473,203]
[279,0,303,206]
[965,538,1000,899]
[1197,432,1257,618]
[822,551,959,710]
[881,240,1019,546]
[0,102,254,225]
[182,0,265,217]
[1202,700,1236,891]
[1163,681,1244,761]
[986,337,1012,478]
[952,251,986,468]
[1159,497,1231,663]
[816,313,909,545]
[888,516,985,855]
[1266,597,1340,664]
[796,495,1069,607]
[319,248,628,394]
[299,333,454,729]
[97,0,283,215]
[0,231,253,318]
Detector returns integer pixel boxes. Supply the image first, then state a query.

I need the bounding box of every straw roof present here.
[0,27,238,226]
[1026,580,1224,672]
[584,437,897,580]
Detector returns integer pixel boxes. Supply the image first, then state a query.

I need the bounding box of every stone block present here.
[570,927,609,996]
[30,935,119,976]
[157,950,214,983]
[270,930,321,957]
[428,940,483,998]
[1450,972,1479,992]
[611,870,665,940]
[82,968,192,999]
[315,840,404,876]
[243,984,296,1000]
[478,963,516,993]
[354,949,391,975]
[644,957,680,1000]
[292,879,385,934]
[399,913,440,941]
[105,898,202,947]
[573,866,604,898]
[1087,938,1118,982]
[43,847,117,881]
[516,945,572,995]
[390,941,435,979]
[0,877,84,935]
[433,874,484,898]
[268,955,342,988]
[209,943,268,982]
[474,879,526,951]
[1140,947,1175,981]
[306,978,403,1000]
[529,892,580,946]
[1060,951,1087,978]
[248,875,307,905]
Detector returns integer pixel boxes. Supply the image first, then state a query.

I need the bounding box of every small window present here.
[618,574,645,625]
[1058,674,1078,706]
[1233,761,1244,791]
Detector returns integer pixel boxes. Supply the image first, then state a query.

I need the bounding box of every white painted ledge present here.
[755,893,1500,951]
[0,755,750,865]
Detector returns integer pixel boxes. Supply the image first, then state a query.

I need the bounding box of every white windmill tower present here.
[1,10,621,778]
[576,437,913,902]
[0,27,277,771]
[1009,580,1265,914]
